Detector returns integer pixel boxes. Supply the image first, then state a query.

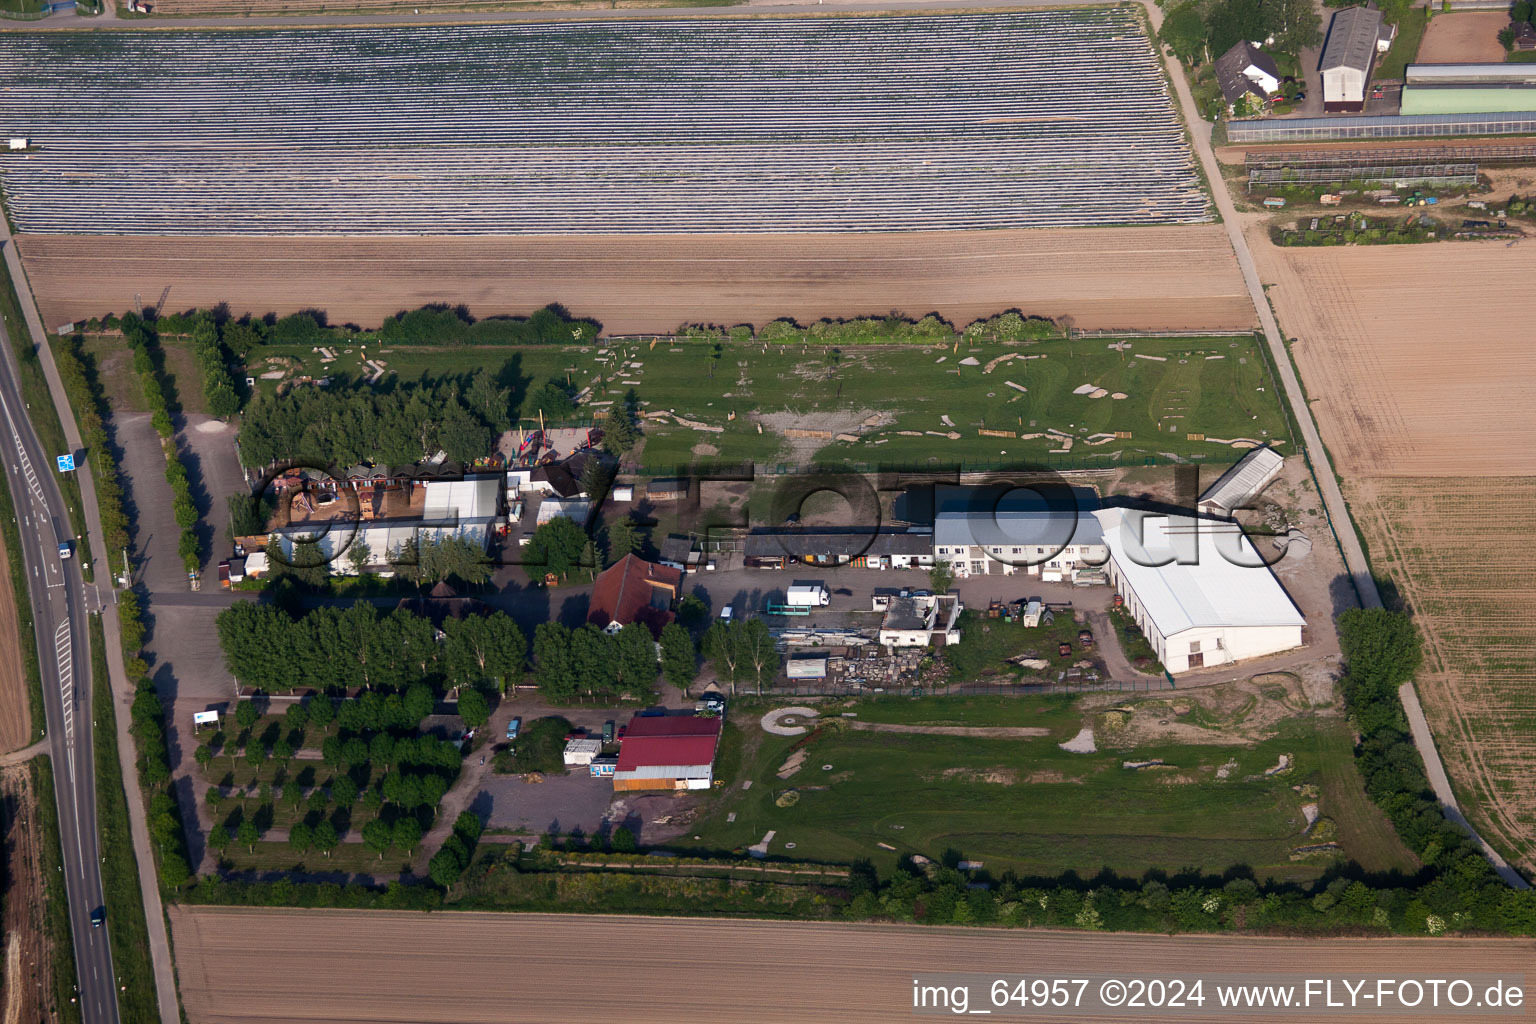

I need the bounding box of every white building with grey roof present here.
[932,484,1107,580]
[1095,507,1305,674]
[1321,5,1394,111]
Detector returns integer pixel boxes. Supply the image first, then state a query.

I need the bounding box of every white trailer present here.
[1022,599,1043,628]
[786,584,830,607]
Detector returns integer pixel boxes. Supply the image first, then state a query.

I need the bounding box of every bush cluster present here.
[429,810,484,888]
[378,304,598,346]
[237,370,511,468]
[182,876,443,911]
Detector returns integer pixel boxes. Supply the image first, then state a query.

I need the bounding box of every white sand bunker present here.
[1059,726,1096,754]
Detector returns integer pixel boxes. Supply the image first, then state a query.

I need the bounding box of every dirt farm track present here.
[169,908,1536,1023]
[15,228,1256,335]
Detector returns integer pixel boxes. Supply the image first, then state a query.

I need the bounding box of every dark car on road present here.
[90,907,105,928]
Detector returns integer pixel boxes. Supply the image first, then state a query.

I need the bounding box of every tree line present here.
[216,602,526,695]
[377,304,599,347]
[530,620,687,702]
[120,592,195,888]
[1161,0,1321,72]
[53,337,130,556]
[86,303,600,352]
[675,310,1062,346]
[700,618,776,696]
[186,310,242,418]
[1336,608,1521,931]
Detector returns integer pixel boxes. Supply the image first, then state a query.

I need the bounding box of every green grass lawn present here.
[942,611,1105,683]
[88,616,159,1023]
[0,257,85,538]
[240,334,1287,471]
[30,756,83,1024]
[217,839,413,877]
[77,334,207,417]
[676,696,1397,883]
[1378,7,1427,81]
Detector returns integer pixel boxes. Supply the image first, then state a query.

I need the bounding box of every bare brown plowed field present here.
[1418,11,1510,64]
[1355,477,1536,874]
[170,907,1536,1024]
[16,228,1255,336]
[1,766,56,1024]
[0,526,31,754]
[1249,226,1536,477]
[1249,216,1536,873]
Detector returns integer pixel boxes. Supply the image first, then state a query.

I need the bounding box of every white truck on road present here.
[786,583,830,607]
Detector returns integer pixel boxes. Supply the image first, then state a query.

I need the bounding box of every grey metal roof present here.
[1406,63,1536,84]
[933,485,1102,550]
[881,597,930,632]
[1321,6,1384,74]
[1198,447,1284,512]
[1227,110,1536,141]
[744,529,933,559]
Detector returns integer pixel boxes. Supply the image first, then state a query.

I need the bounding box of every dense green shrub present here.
[378,304,598,346]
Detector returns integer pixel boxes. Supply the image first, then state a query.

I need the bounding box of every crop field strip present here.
[0,12,1212,235]
[1245,219,1536,873]
[1356,479,1536,873]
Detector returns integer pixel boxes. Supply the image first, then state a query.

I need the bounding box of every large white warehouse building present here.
[1095,507,1305,674]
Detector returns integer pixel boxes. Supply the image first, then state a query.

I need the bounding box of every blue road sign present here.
[56,453,75,473]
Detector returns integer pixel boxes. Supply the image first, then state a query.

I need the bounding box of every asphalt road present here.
[0,263,119,1022]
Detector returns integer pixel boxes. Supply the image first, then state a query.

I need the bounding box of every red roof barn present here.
[613,713,722,791]
[586,554,683,637]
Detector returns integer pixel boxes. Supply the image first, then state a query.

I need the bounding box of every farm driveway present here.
[177,415,246,588]
[847,721,1048,737]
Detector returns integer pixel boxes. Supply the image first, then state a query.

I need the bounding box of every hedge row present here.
[676,311,1063,345]
[120,313,201,575]
[188,313,240,418]
[122,594,194,890]
[53,339,130,555]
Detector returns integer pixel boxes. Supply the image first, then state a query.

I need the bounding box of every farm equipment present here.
[1078,629,1095,649]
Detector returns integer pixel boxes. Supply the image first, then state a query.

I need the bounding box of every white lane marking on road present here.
[55,619,73,745]
[0,384,49,514]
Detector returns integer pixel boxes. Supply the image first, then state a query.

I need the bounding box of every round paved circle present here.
[760,706,820,737]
